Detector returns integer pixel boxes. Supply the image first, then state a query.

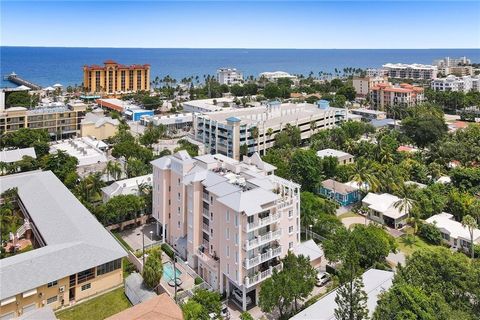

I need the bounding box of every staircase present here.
[15,219,31,239]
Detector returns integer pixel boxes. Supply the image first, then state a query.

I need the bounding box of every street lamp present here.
[149,230,153,242]
[137,232,146,266]
[309,225,313,240]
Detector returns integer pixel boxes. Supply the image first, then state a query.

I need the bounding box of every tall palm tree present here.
[349,159,379,194]
[461,215,478,260]
[394,185,416,237]
[250,126,259,153]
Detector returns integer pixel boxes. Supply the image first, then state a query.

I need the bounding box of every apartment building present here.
[83,60,150,94]
[382,63,438,80]
[433,56,471,68]
[217,68,243,85]
[193,101,345,160]
[0,171,126,319]
[80,109,120,140]
[151,151,300,310]
[431,75,480,93]
[0,102,87,139]
[370,83,424,110]
[352,76,389,97]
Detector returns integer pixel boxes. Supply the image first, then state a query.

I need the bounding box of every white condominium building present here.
[431,75,480,93]
[151,151,300,310]
[217,68,244,85]
[433,56,471,68]
[193,101,345,160]
[382,63,438,80]
[259,71,298,82]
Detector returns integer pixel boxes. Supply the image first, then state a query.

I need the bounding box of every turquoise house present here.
[318,179,360,206]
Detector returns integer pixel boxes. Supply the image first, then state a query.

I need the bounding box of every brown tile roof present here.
[106,293,183,320]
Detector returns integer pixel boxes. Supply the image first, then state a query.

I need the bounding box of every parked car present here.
[232,287,252,305]
[315,271,331,287]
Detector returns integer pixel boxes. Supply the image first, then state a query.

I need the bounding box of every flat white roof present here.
[293,240,323,262]
[101,174,153,198]
[426,212,480,243]
[291,269,394,320]
[50,137,108,166]
[0,147,36,163]
[317,148,352,159]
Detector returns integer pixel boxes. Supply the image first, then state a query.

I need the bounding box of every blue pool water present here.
[163,262,182,282]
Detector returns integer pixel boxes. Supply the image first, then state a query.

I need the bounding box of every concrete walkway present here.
[117,222,161,251]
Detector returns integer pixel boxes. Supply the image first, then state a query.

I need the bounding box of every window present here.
[97,259,121,276]
[81,283,91,291]
[178,193,181,200]
[226,210,230,222]
[289,226,294,234]
[77,268,95,284]
[234,213,238,226]
[227,264,229,274]
[226,228,230,240]
[177,221,180,229]
[47,296,58,304]
[226,246,230,257]
[235,251,238,263]
[235,233,239,245]
[288,210,293,218]
[178,178,180,185]
[289,242,294,249]
[47,280,58,288]
[178,207,180,214]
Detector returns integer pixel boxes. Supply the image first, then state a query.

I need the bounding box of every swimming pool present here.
[163,262,182,282]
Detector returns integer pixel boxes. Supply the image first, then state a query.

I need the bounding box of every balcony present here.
[277,198,294,209]
[202,192,209,202]
[202,222,210,233]
[244,263,283,287]
[244,213,281,232]
[244,229,281,251]
[203,208,209,218]
[243,246,282,269]
[197,247,219,270]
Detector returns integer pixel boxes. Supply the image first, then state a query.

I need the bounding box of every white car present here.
[220,304,230,319]
[315,271,331,287]
[232,288,252,305]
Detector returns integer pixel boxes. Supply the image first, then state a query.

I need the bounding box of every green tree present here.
[283,252,317,312]
[40,150,78,186]
[174,139,199,157]
[334,276,369,320]
[290,149,323,192]
[143,247,163,289]
[182,300,205,320]
[402,103,448,148]
[258,269,293,318]
[301,191,337,228]
[5,91,32,107]
[239,311,254,320]
[336,85,356,101]
[190,289,222,318]
[1,128,50,157]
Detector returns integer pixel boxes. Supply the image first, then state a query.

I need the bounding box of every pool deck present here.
[160,253,195,297]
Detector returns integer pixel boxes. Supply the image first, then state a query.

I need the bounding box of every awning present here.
[22,288,37,298]
[0,296,16,306]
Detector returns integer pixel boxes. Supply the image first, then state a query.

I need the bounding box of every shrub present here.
[418,222,442,245]
[194,276,204,285]
[161,243,175,259]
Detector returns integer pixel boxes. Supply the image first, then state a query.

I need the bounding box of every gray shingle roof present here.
[0,171,126,300]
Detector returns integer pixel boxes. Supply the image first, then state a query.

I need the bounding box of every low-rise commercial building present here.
[382,63,438,80]
[350,108,387,120]
[182,98,234,113]
[50,137,108,167]
[83,60,150,95]
[80,109,120,140]
[431,75,480,92]
[0,171,126,319]
[0,147,36,164]
[316,148,354,165]
[370,83,424,110]
[426,212,480,251]
[0,103,87,139]
[193,101,345,160]
[140,113,193,134]
[217,68,243,85]
[151,152,301,310]
[259,71,298,84]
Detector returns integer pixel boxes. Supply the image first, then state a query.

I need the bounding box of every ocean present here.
[1,47,479,88]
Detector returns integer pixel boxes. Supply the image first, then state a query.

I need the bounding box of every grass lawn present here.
[56,287,131,320]
[396,234,437,256]
[338,212,361,220]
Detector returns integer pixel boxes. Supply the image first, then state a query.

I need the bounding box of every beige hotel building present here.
[83,60,150,95]
[151,151,301,311]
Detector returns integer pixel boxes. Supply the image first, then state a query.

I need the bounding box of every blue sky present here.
[1,1,479,49]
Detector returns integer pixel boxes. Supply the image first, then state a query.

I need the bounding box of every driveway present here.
[341,216,370,229]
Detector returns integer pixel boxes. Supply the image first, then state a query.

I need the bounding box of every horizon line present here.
[1,45,479,50]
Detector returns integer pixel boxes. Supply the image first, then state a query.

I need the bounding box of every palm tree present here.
[106,161,122,181]
[394,185,416,237]
[310,120,316,136]
[250,126,259,153]
[461,215,478,260]
[349,159,379,194]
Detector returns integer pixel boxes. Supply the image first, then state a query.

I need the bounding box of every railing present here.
[243,246,282,269]
[244,213,281,231]
[202,222,210,233]
[245,229,281,250]
[197,248,219,270]
[202,208,209,218]
[244,263,283,287]
[277,198,294,209]
[202,192,209,202]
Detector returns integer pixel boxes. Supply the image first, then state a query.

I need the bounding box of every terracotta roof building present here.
[106,294,183,320]
[370,83,424,110]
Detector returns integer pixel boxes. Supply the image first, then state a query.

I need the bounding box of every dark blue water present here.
[1,47,479,88]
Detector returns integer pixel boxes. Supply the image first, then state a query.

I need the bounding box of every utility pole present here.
[173,251,178,302]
